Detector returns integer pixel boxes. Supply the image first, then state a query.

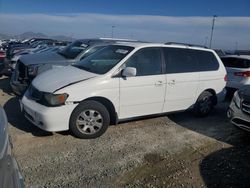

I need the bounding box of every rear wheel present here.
[193,91,215,117]
[69,100,110,139]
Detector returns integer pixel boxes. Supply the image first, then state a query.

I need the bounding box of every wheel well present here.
[82,97,117,125]
[204,89,217,105]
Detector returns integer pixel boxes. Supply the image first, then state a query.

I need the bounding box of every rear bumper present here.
[226,79,250,90]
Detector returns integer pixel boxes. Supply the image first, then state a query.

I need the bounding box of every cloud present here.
[0,13,250,50]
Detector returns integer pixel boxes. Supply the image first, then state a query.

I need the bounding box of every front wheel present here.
[193,91,215,117]
[69,100,110,139]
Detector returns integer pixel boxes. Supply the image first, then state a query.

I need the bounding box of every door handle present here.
[155,80,163,86]
[168,80,175,85]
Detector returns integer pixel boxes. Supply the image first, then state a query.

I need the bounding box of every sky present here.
[0,0,250,50]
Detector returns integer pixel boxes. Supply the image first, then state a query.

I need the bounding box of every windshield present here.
[73,45,134,74]
[58,40,89,59]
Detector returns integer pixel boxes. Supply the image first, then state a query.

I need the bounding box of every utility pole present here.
[111,26,115,38]
[204,36,209,47]
[235,41,238,51]
[209,15,217,48]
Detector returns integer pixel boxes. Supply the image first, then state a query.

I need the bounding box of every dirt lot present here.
[0,76,250,188]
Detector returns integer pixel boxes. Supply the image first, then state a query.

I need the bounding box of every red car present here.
[0,50,5,61]
[0,50,6,77]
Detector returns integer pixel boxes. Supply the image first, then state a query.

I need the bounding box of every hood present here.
[239,85,250,101]
[19,51,66,65]
[32,65,98,92]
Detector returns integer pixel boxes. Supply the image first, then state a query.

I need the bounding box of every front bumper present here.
[228,101,250,132]
[21,95,77,132]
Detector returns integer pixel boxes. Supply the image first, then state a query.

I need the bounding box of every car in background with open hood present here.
[10,38,140,95]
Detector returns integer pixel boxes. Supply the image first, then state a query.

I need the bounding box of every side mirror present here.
[122,67,137,77]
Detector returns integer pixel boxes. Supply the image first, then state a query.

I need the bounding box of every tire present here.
[69,100,110,139]
[193,91,215,117]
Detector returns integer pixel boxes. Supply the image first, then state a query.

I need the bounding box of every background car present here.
[10,38,140,95]
[10,45,66,70]
[0,50,6,77]
[227,86,250,132]
[5,38,57,60]
[221,55,250,94]
[0,106,25,188]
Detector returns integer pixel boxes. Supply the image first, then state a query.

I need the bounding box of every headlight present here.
[28,65,40,77]
[233,91,241,108]
[44,93,69,106]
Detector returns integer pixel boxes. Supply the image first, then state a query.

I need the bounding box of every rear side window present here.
[125,48,162,76]
[163,48,198,73]
[163,48,219,73]
[221,57,250,68]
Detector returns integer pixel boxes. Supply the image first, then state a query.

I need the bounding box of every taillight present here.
[224,75,227,81]
[234,71,250,77]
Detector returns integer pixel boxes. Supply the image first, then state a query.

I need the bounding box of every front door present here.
[119,47,166,119]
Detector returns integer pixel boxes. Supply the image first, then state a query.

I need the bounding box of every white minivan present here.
[21,43,227,138]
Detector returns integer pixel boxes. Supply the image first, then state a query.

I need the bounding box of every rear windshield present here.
[221,57,250,68]
[73,45,134,74]
[58,41,89,59]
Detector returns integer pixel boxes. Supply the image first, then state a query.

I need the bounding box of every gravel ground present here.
[0,76,250,188]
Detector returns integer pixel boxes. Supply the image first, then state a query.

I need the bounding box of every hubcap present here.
[76,110,103,135]
[200,96,212,114]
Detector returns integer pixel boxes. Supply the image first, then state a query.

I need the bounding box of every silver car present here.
[227,85,250,131]
[0,107,25,188]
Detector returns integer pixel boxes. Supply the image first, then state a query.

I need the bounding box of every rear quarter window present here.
[163,48,220,73]
[194,50,220,71]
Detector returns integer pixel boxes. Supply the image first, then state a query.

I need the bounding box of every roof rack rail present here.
[99,38,139,41]
[165,42,208,49]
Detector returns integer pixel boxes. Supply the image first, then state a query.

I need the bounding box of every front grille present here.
[241,100,250,114]
[28,85,43,101]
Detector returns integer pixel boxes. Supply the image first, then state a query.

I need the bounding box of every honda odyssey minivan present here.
[21,43,227,139]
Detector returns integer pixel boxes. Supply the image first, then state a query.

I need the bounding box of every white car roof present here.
[222,55,250,60]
